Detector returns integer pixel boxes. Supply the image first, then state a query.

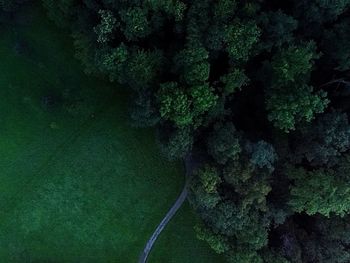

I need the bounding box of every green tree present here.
[226,246,263,263]
[94,10,117,44]
[119,7,151,40]
[258,10,298,51]
[287,162,350,217]
[157,82,217,127]
[220,69,249,95]
[130,90,160,127]
[246,140,277,172]
[125,49,163,89]
[322,19,350,71]
[196,164,221,193]
[212,0,237,22]
[292,112,350,166]
[157,82,192,126]
[223,161,271,211]
[207,122,241,164]
[194,223,230,254]
[312,215,350,263]
[266,83,328,132]
[72,32,97,75]
[203,201,268,249]
[174,42,210,85]
[205,0,237,50]
[293,0,350,33]
[158,126,193,160]
[145,0,186,21]
[277,216,350,263]
[224,20,260,62]
[190,83,218,116]
[271,42,319,85]
[189,164,222,209]
[95,44,128,82]
[41,1,350,261]
[42,0,77,27]
[261,249,290,263]
[266,43,329,131]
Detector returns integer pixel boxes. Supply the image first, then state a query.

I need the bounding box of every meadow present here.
[0,4,224,262]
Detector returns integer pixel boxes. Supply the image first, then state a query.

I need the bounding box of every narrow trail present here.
[138,178,189,263]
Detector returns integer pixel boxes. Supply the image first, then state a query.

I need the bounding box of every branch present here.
[319,78,350,88]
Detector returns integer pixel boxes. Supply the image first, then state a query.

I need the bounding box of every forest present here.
[3,0,350,262]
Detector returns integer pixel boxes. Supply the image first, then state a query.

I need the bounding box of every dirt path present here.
[138,179,189,263]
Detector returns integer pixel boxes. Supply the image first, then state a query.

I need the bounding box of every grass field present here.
[0,4,224,263]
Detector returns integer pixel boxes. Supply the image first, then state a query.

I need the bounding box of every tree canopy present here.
[39,0,350,261]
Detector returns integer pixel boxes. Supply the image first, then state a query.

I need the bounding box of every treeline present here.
[4,0,350,262]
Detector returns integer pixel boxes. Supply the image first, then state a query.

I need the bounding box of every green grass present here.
[0,4,224,263]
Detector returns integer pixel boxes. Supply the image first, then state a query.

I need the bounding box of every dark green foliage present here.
[275,216,350,263]
[72,32,97,75]
[322,19,350,71]
[223,161,271,211]
[174,42,210,85]
[190,164,221,209]
[130,91,160,127]
[202,201,268,249]
[261,249,289,263]
[195,165,221,193]
[212,0,237,22]
[94,10,117,43]
[292,112,350,166]
[270,43,319,84]
[246,140,277,172]
[266,43,329,131]
[190,134,274,261]
[125,49,163,89]
[95,44,128,82]
[41,0,350,261]
[225,246,263,263]
[224,21,260,62]
[145,0,186,21]
[221,141,276,212]
[207,202,239,235]
[0,0,27,11]
[190,84,218,116]
[315,215,350,258]
[220,69,249,95]
[207,122,241,164]
[287,157,350,216]
[157,81,217,128]
[293,0,350,28]
[194,223,230,254]
[258,11,298,51]
[266,83,328,132]
[119,7,151,41]
[157,82,193,126]
[41,0,77,27]
[159,126,193,160]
